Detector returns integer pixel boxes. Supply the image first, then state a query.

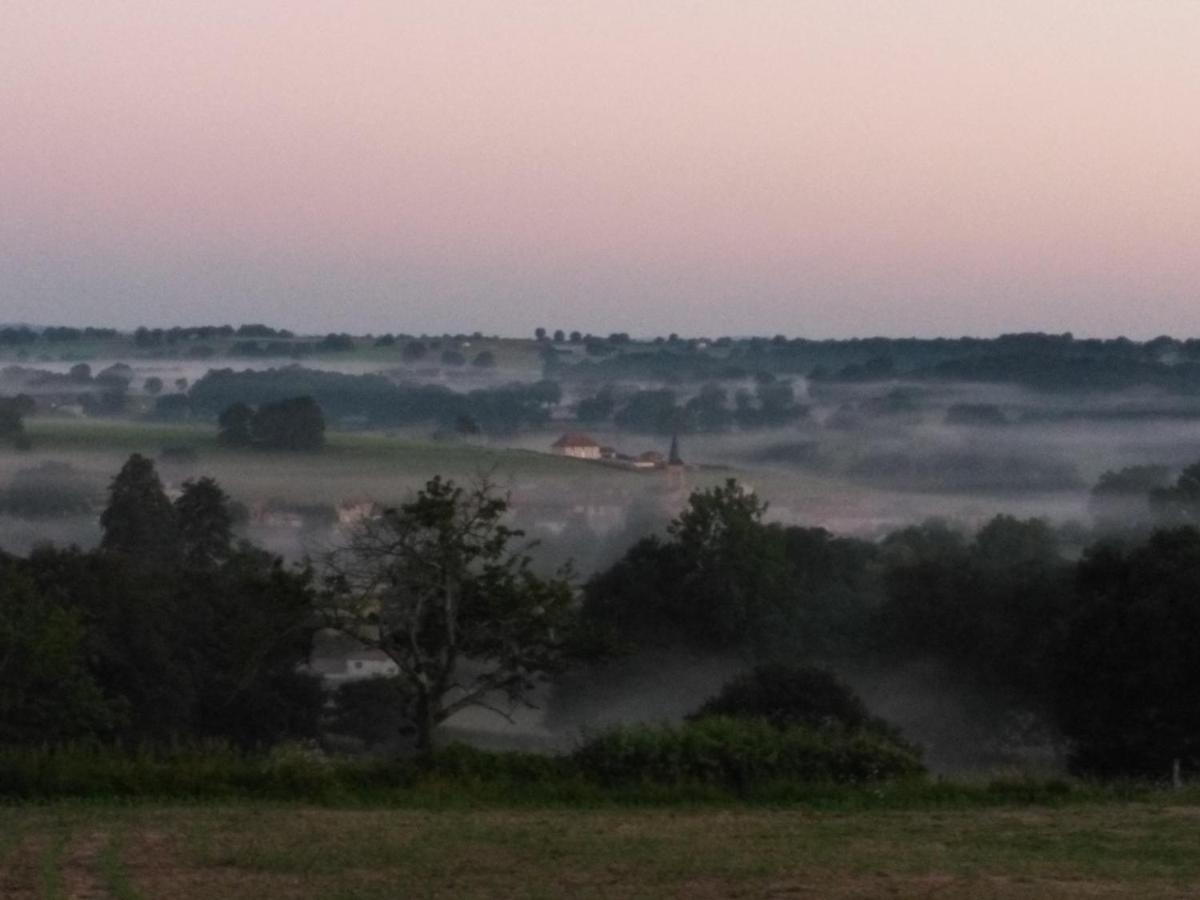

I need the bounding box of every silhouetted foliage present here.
[1055,528,1200,778]
[217,397,325,450]
[250,396,326,451]
[0,455,321,748]
[690,664,899,739]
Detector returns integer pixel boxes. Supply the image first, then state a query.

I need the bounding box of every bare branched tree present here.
[319,475,577,752]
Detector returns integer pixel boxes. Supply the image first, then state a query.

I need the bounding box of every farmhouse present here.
[551,432,602,460]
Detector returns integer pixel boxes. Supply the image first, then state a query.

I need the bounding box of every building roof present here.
[552,432,600,448]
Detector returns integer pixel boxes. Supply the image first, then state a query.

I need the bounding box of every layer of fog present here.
[9,358,1200,774]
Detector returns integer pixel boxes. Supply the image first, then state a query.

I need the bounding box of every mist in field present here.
[7,334,1200,775]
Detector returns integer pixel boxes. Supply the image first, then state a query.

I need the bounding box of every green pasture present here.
[3,802,1200,898]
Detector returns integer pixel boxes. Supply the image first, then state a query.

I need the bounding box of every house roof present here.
[552,432,600,448]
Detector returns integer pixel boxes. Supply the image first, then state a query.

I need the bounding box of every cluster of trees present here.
[1,362,169,419]
[0,324,116,345]
[190,367,554,434]
[0,460,585,755]
[535,328,627,346]
[134,324,294,347]
[11,324,301,350]
[582,479,1200,779]
[0,456,321,746]
[217,396,326,451]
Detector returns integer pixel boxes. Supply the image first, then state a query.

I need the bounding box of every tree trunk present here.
[414,691,436,754]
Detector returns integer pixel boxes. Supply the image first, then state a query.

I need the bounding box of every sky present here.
[2,1,1198,339]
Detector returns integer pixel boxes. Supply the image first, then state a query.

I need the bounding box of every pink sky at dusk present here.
[2,1,1198,337]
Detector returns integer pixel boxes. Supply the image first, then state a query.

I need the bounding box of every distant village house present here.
[551,432,602,460]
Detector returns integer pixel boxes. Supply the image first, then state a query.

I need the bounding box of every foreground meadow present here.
[3,803,1200,899]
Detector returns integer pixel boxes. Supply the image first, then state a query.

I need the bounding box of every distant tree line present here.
[550,332,1200,394]
[187,367,558,434]
[14,324,1200,394]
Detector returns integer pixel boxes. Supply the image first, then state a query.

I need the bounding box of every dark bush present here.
[573,717,923,788]
[688,664,899,738]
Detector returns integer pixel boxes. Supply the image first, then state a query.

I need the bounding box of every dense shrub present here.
[573,717,923,788]
[689,664,904,743]
[0,742,566,802]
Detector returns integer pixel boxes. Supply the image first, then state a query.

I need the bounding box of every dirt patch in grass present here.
[60,830,110,900]
[0,833,51,900]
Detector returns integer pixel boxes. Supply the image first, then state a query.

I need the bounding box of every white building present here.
[551,432,602,460]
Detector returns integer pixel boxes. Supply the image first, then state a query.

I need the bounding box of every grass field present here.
[21,417,610,475]
[3,802,1200,898]
[14,418,642,501]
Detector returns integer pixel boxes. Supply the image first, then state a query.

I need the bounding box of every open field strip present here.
[3,803,1200,899]
[20,418,612,478]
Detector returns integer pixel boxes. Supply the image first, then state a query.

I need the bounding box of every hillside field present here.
[2,802,1199,899]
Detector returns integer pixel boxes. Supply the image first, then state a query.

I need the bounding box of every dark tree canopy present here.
[1055,528,1200,778]
[218,402,254,446]
[175,477,234,569]
[218,397,325,451]
[877,516,1070,707]
[99,453,180,563]
[0,570,117,743]
[1,456,322,748]
[584,480,800,654]
[250,396,325,451]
